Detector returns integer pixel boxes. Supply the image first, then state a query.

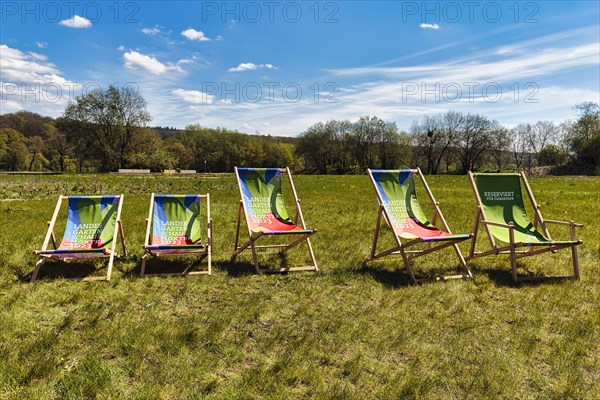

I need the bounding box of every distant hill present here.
[151,126,297,144]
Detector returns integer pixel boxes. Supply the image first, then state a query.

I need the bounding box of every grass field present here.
[0,173,599,399]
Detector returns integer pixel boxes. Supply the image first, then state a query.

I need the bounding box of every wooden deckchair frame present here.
[467,171,582,282]
[233,167,318,274]
[31,194,127,282]
[365,168,472,284]
[141,193,212,277]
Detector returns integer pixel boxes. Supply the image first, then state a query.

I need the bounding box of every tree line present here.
[1,85,598,174]
[291,104,599,174]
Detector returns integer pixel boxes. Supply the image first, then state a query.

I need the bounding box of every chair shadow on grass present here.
[355,262,414,288]
[128,254,210,278]
[219,260,258,277]
[474,261,575,287]
[224,251,294,277]
[20,260,104,283]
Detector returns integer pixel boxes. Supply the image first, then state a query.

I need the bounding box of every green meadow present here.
[0,173,598,399]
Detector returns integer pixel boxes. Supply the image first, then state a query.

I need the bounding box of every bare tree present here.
[454,113,494,174]
[410,113,457,174]
[528,120,559,162]
[510,123,533,169]
[488,126,511,170]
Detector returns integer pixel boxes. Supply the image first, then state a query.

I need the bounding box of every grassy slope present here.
[0,174,598,399]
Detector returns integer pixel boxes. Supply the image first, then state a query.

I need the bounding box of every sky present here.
[1,0,599,136]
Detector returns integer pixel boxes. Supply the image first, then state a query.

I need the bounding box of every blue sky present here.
[1,1,599,136]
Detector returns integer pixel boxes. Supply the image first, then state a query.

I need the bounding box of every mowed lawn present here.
[0,173,598,399]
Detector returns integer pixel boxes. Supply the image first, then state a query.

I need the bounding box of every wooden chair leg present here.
[31,257,45,282]
[106,251,116,281]
[510,246,518,282]
[233,202,242,252]
[140,253,148,278]
[368,207,383,261]
[305,236,318,271]
[119,220,127,257]
[397,244,416,284]
[452,243,472,278]
[572,245,580,280]
[468,209,481,259]
[570,222,580,279]
[509,223,517,282]
[207,246,212,276]
[249,238,260,274]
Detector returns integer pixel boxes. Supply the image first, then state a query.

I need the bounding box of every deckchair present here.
[467,171,583,282]
[365,169,472,284]
[141,194,212,277]
[32,195,126,282]
[233,167,318,273]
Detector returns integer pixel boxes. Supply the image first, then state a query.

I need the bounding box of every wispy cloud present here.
[181,28,211,42]
[122,51,187,75]
[419,23,440,30]
[34,41,47,49]
[172,88,215,104]
[164,31,599,135]
[228,62,276,72]
[325,41,599,82]
[141,26,162,36]
[58,15,92,28]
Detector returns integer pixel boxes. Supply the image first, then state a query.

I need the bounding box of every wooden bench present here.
[118,169,151,174]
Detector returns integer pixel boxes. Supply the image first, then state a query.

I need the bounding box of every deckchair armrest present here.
[482,220,513,229]
[544,219,583,228]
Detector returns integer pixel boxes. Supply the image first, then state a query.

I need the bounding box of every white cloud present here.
[141,26,161,35]
[123,51,185,75]
[229,63,258,72]
[59,15,92,28]
[420,23,440,30]
[117,45,126,51]
[0,44,81,117]
[228,62,277,72]
[216,35,224,41]
[326,39,599,82]
[181,28,210,41]
[172,88,215,104]
[27,51,49,62]
[34,41,47,48]
[2,45,61,81]
[0,98,23,113]
[146,29,599,136]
